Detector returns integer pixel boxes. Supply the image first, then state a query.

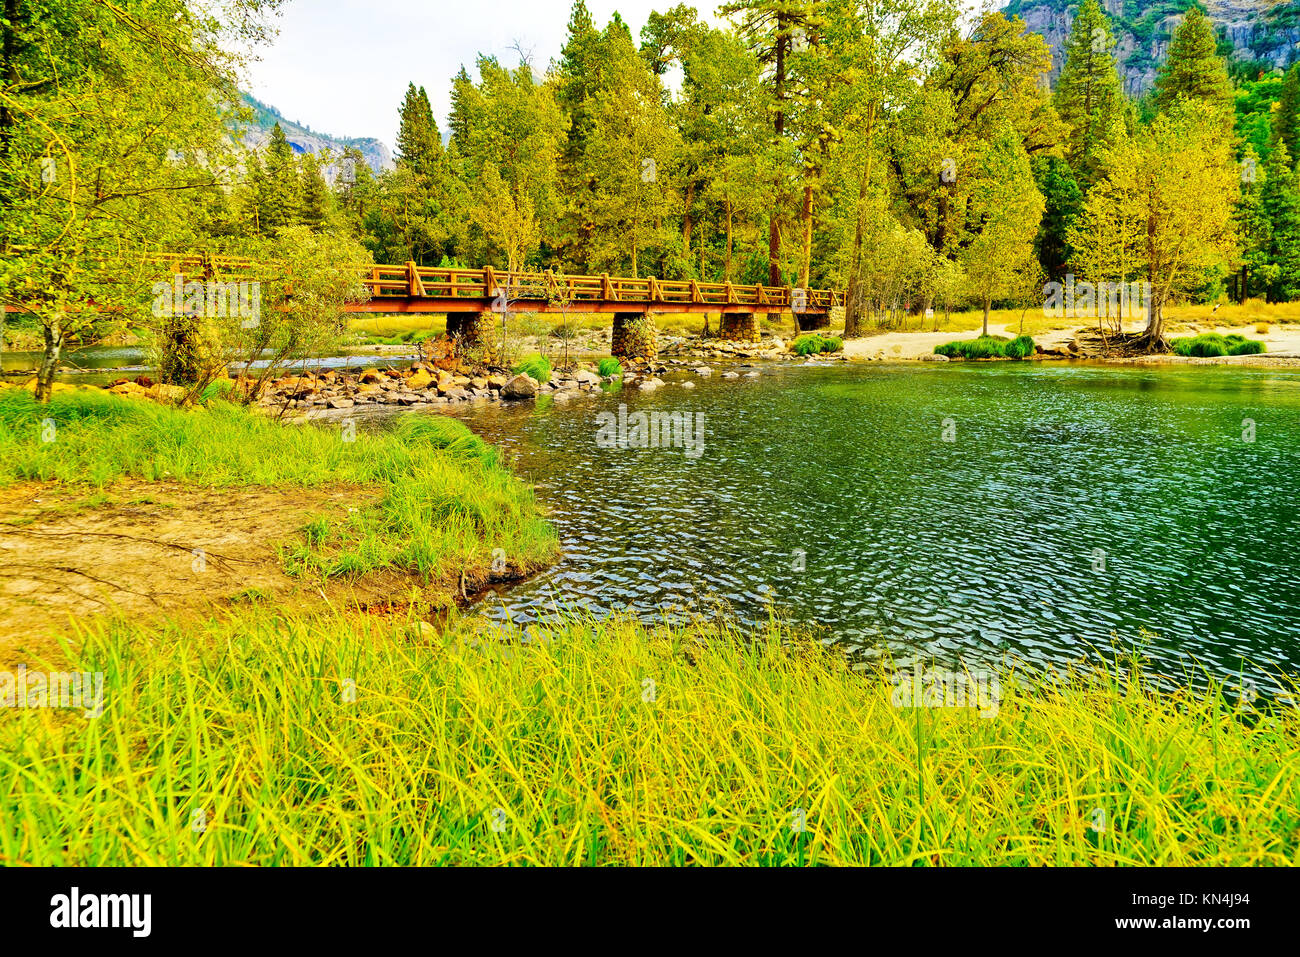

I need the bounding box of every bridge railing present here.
[151,256,842,311]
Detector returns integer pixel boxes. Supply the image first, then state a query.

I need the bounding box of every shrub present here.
[935,335,1037,361]
[597,357,623,378]
[1171,334,1266,357]
[793,334,843,356]
[513,354,552,384]
[1004,335,1037,359]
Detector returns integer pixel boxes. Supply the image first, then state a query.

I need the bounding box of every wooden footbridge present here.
[357,263,840,356]
[6,256,842,359]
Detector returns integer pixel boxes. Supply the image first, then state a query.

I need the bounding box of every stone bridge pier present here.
[612,312,658,359]
[445,312,488,356]
[719,312,760,342]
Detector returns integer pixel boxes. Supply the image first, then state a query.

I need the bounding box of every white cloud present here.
[243,0,723,145]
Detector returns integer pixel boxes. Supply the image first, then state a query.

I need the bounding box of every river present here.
[427,360,1300,695]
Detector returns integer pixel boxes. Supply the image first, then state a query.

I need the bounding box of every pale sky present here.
[242,0,722,147]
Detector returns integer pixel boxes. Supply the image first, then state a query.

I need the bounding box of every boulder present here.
[407,369,434,391]
[501,374,538,400]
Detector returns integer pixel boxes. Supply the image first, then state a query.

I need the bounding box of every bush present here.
[934,335,1037,361]
[1005,335,1037,359]
[513,354,552,384]
[1171,334,1266,358]
[597,358,623,378]
[793,334,844,356]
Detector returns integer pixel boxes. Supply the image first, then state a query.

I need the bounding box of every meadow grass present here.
[0,389,557,586]
[1171,333,1267,357]
[935,335,1036,360]
[0,608,1295,866]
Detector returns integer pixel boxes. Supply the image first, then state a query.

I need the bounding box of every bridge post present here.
[445,311,488,356]
[719,312,760,343]
[612,311,657,359]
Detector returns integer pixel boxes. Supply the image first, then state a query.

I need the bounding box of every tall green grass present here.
[793,334,844,356]
[2,609,1295,866]
[512,354,552,384]
[935,335,1036,360]
[0,389,557,584]
[1171,333,1267,357]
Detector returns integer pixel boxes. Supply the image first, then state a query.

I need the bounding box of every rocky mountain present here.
[1004,0,1300,95]
[238,93,393,180]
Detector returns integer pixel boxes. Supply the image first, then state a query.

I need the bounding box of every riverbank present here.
[0,389,557,655]
[2,606,1295,865]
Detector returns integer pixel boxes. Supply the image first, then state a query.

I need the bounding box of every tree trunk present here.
[768,17,787,287]
[682,180,695,255]
[982,300,990,338]
[798,182,813,288]
[35,319,64,404]
[725,201,734,281]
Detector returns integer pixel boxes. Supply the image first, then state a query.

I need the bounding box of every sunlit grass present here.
[0,389,557,586]
[2,609,1295,866]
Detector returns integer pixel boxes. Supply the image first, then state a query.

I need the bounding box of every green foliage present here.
[935,335,1037,360]
[1171,333,1266,357]
[793,334,843,356]
[0,388,557,581]
[597,357,623,377]
[513,354,553,383]
[3,609,1296,865]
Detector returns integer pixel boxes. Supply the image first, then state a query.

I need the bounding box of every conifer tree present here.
[1053,0,1126,187]
[396,82,442,182]
[1154,5,1233,119]
[299,152,329,231]
[1272,64,1300,162]
[1260,140,1300,300]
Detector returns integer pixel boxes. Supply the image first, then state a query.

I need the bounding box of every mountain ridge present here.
[1004,0,1300,94]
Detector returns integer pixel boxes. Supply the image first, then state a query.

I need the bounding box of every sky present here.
[242,0,725,148]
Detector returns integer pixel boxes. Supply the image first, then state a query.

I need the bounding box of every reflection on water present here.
[418,361,1300,693]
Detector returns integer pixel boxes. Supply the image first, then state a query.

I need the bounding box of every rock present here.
[694,367,712,377]
[488,375,507,390]
[358,368,382,384]
[721,371,740,379]
[407,370,434,390]
[573,369,602,385]
[919,353,950,362]
[328,397,355,409]
[681,380,696,389]
[744,371,760,378]
[502,374,539,400]
[638,380,661,392]
[552,389,580,402]
[470,377,488,390]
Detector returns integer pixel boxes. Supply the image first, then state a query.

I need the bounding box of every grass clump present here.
[935,335,1036,360]
[512,354,552,384]
[597,357,623,378]
[0,389,557,585]
[2,609,1296,866]
[1171,333,1266,357]
[793,334,844,356]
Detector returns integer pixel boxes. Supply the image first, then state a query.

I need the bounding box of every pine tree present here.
[252,123,300,236]
[1053,0,1125,187]
[1260,140,1300,300]
[396,82,442,182]
[448,67,476,151]
[1233,144,1270,302]
[1272,64,1300,162]
[299,152,328,231]
[1155,5,1233,119]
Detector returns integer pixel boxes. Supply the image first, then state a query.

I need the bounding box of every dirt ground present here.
[0,481,375,662]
